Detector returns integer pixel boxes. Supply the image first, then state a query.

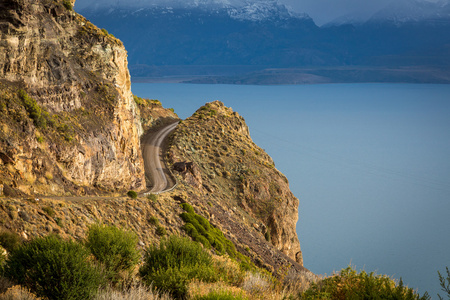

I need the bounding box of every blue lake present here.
[132,82,450,298]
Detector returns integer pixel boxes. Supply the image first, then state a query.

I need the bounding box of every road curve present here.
[141,122,178,194]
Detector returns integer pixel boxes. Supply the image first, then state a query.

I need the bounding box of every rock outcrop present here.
[168,101,304,268]
[0,0,147,195]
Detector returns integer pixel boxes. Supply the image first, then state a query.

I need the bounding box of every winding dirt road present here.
[141,122,178,194]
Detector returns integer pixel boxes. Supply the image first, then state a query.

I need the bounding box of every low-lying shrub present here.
[127,190,138,199]
[0,231,22,252]
[4,235,103,300]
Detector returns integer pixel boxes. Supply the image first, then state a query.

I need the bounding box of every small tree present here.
[438,267,450,300]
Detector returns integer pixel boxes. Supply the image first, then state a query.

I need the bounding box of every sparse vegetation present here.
[148,215,159,226]
[18,90,47,129]
[155,225,167,236]
[133,95,162,107]
[192,289,247,300]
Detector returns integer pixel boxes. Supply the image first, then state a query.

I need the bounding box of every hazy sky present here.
[74,0,394,25]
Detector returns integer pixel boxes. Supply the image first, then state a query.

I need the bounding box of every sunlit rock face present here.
[0,0,145,195]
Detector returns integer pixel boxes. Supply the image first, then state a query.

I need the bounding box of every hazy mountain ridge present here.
[79,0,450,84]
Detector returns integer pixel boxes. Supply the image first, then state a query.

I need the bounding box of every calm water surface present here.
[132,82,450,298]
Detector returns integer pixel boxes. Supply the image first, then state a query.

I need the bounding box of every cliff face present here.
[168,101,303,267]
[0,0,145,195]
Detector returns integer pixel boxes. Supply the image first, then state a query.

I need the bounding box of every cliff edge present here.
[0,0,147,195]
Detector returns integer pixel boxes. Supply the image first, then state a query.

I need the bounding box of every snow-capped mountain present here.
[77,0,450,82]
[79,0,309,22]
[369,0,450,23]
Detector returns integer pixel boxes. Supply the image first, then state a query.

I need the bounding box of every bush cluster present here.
[300,266,430,300]
[1,225,141,300]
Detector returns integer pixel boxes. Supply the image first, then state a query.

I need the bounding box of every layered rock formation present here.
[0,0,147,195]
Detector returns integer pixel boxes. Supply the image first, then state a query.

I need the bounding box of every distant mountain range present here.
[78,0,450,84]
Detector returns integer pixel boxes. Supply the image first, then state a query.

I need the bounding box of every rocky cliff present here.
[0,0,170,195]
[168,101,303,267]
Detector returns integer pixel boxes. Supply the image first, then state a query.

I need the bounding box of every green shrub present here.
[148,216,159,226]
[147,193,158,202]
[438,267,450,300]
[180,210,236,257]
[155,225,167,236]
[19,90,47,129]
[300,266,430,300]
[139,235,218,299]
[4,235,103,300]
[42,206,56,218]
[0,230,23,252]
[85,224,140,283]
[127,190,138,199]
[180,203,195,213]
